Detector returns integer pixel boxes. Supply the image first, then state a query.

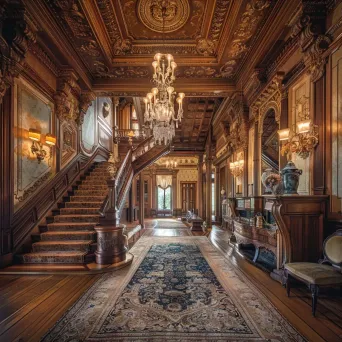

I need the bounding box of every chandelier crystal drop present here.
[143,52,185,145]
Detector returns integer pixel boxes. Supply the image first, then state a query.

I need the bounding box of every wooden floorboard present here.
[208,225,342,342]
[0,223,341,341]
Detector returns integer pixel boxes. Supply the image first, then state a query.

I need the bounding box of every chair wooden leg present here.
[286,275,291,297]
[310,285,319,317]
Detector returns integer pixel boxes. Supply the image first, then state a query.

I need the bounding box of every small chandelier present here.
[143,3,185,145]
[166,158,178,169]
[230,159,244,177]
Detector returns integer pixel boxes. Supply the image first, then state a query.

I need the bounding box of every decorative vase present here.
[261,168,273,194]
[281,161,302,195]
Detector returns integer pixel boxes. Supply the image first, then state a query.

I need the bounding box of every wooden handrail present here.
[133,135,153,152]
[116,149,132,182]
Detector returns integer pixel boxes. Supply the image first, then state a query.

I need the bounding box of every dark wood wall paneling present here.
[4,147,109,265]
[0,83,112,267]
[0,88,12,266]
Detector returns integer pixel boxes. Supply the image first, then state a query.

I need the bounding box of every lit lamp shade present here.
[28,128,41,141]
[45,133,56,146]
[278,128,290,141]
[238,159,244,167]
[296,119,311,134]
[229,162,235,170]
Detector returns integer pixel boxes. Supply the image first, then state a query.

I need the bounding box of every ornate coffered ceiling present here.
[36,0,277,92]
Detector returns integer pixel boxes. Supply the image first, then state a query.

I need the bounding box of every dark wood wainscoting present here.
[0,146,109,268]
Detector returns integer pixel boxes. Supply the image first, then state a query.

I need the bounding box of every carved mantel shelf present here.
[265,195,329,269]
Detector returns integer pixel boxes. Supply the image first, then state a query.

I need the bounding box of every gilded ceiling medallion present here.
[137,0,190,33]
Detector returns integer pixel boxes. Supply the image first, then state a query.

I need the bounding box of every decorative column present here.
[172,170,177,213]
[215,166,220,222]
[139,173,145,228]
[279,89,289,169]
[197,155,203,217]
[206,157,213,228]
[243,150,248,196]
[253,119,261,196]
[151,166,157,210]
[311,63,327,195]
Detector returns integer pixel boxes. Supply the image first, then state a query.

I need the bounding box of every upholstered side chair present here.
[284,229,342,317]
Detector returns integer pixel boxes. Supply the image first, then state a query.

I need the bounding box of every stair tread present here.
[42,231,95,236]
[47,222,98,226]
[21,251,87,256]
[54,214,100,217]
[33,240,92,245]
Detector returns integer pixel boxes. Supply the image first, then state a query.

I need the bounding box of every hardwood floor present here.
[208,225,342,342]
[0,222,341,341]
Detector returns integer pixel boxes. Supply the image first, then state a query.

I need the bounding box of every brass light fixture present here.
[229,159,244,177]
[166,158,177,169]
[28,128,56,163]
[277,96,318,160]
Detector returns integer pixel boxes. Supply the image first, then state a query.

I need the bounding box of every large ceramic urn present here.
[281,161,302,195]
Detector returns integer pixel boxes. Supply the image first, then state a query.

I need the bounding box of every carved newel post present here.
[94,156,129,265]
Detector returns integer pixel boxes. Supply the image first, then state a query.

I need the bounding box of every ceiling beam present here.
[92,78,235,94]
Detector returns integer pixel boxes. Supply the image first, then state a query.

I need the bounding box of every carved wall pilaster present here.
[291,1,332,82]
[0,0,37,103]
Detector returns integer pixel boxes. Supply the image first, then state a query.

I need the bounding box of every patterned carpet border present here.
[42,237,305,342]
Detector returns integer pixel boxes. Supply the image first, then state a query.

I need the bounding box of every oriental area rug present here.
[42,237,305,341]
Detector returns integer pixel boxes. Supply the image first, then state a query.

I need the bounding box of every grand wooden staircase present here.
[17,138,170,265]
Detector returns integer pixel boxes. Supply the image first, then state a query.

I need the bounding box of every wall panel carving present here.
[13,78,55,211]
[60,121,78,168]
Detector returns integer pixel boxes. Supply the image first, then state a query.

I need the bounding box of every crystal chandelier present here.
[143,3,185,145]
[143,53,184,145]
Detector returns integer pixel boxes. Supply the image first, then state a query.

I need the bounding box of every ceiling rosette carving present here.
[137,0,190,33]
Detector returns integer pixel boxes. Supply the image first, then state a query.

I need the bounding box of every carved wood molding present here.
[54,70,94,125]
[214,92,249,157]
[0,0,37,103]
[250,73,283,125]
[291,1,332,83]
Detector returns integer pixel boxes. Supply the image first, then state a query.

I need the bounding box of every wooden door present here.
[181,182,196,212]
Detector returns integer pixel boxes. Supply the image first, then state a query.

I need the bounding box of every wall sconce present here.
[230,159,244,177]
[29,128,56,163]
[277,96,318,160]
[166,158,177,169]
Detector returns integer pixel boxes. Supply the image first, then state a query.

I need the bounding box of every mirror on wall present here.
[261,109,279,194]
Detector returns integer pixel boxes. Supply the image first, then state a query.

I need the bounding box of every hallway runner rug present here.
[153,218,189,229]
[42,236,305,341]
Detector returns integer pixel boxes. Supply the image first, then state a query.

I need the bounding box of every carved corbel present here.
[54,70,81,123]
[0,0,37,103]
[292,2,331,82]
[78,91,96,125]
[305,35,331,82]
